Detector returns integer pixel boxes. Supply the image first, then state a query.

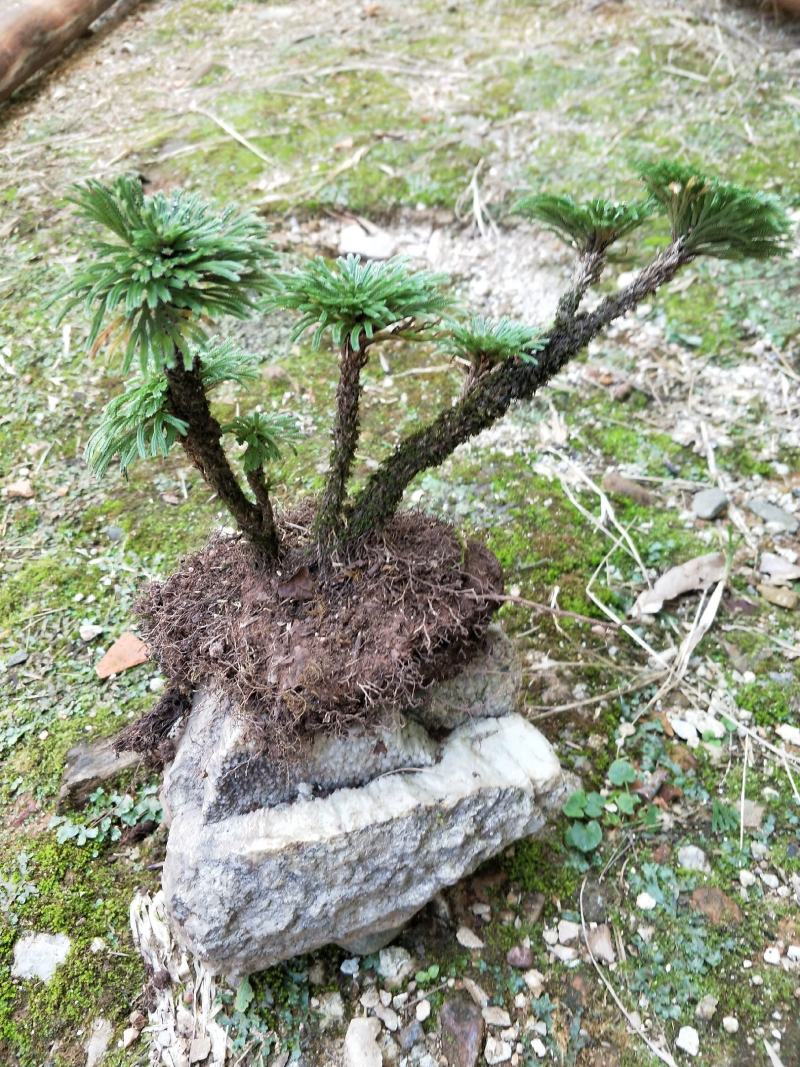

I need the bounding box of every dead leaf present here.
[757,583,798,611]
[96,633,150,678]
[689,887,742,926]
[277,565,315,602]
[601,471,656,506]
[585,923,615,964]
[759,552,800,586]
[631,552,726,617]
[189,1036,211,1064]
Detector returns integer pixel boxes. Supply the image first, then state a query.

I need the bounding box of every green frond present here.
[265,254,451,349]
[513,194,652,253]
[637,160,792,260]
[223,412,300,473]
[56,176,276,372]
[440,316,547,365]
[85,375,187,476]
[196,338,260,391]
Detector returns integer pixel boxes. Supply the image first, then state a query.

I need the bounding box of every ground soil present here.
[1,1,799,1065]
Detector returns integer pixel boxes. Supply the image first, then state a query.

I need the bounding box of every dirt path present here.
[1,2,799,1065]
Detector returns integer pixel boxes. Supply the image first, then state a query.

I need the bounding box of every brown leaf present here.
[657,783,683,805]
[757,583,798,611]
[689,887,742,926]
[632,552,726,617]
[3,478,34,500]
[277,565,316,602]
[96,633,149,678]
[602,471,656,506]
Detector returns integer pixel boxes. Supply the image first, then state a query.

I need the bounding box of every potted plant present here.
[58,162,790,975]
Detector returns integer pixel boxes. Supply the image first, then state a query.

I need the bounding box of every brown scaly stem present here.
[165,358,279,560]
[314,335,369,560]
[246,467,280,559]
[344,242,689,544]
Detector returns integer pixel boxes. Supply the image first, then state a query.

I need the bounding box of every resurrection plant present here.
[59,163,791,755]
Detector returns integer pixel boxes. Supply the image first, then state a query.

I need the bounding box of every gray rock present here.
[105,524,125,542]
[695,994,718,1021]
[161,692,572,978]
[398,1020,425,1052]
[677,845,710,873]
[316,991,345,1030]
[580,878,614,923]
[12,933,70,981]
[692,488,729,521]
[378,947,414,986]
[58,735,139,810]
[440,996,483,1067]
[85,1017,114,1067]
[344,1017,382,1067]
[410,627,520,730]
[162,691,439,824]
[747,498,799,534]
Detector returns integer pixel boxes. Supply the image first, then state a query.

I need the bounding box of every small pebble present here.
[456,926,484,950]
[678,845,710,873]
[695,994,718,1021]
[676,1025,699,1057]
[557,919,580,944]
[692,488,729,521]
[764,947,781,966]
[722,1016,739,1034]
[415,999,431,1022]
[360,988,379,1010]
[340,958,359,976]
[636,892,657,911]
[483,1006,512,1028]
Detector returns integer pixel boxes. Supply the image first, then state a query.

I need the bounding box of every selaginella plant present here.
[58,163,790,757]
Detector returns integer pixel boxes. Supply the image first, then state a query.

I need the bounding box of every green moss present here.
[0,836,155,1066]
[737,679,794,727]
[504,833,581,903]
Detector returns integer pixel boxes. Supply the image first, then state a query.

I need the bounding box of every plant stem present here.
[314,336,369,559]
[165,359,278,559]
[555,249,605,322]
[246,467,280,559]
[344,242,688,544]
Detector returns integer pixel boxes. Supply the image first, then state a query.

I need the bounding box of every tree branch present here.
[165,359,278,559]
[246,467,280,559]
[314,337,369,558]
[343,242,689,544]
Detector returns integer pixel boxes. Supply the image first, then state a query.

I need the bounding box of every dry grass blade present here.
[579,879,678,1067]
[187,106,276,166]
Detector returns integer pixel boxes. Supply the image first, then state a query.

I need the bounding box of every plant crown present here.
[61,161,792,563]
[266,253,452,349]
[56,176,275,372]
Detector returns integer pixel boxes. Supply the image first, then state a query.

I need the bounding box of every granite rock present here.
[160,631,572,978]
